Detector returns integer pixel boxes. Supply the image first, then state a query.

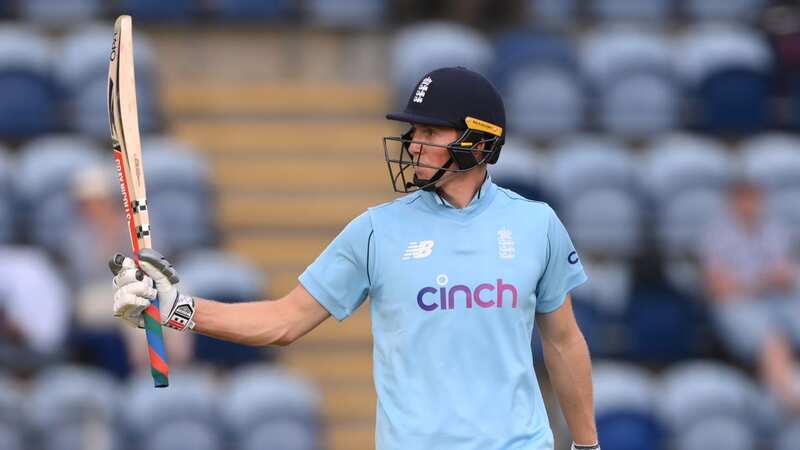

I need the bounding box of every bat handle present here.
[134,254,170,388]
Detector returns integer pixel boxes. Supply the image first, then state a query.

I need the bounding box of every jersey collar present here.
[421,173,497,219]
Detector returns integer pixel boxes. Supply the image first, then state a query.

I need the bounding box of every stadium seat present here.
[305,0,387,28]
[593,361,658,415]
[488,140,548,201]
[28,365,119,450]
[740,133,800,192]
[545,135,636,202]
[219,365,321,445]
[178,249,270,366]
[675,24,771,86]
[640,133,733,203]
[148,191,215,258]
[677,416,757,450]
[597,411,664,450]
[525,0,578,27]
[581,26,672,88]
[144,420,222,450]
[0,146,13,242]
[121,370,218,447]
[214,0,294,20]
[504,65,584,138]
[114,0,195,21]
[0,375,22,430]
[695,67,771,133]
[241,420,318,450]
[389,22,492,105]
[57,25,156,93]
[565,189,642,258]
[492,30,576,92]
[767,188,800,249]
[140,136,212,198]
[0,25,51,74]
[18,0,103,24]
[684,0,766,21]
[656,188,725,257]
[73,76,160,138]
[598,69,679,137]
[571,259,633,317]
[589,0,673,22]
[656,361,761,433]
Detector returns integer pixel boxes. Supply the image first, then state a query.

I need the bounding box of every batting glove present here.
[109,249,196,331]
[110,254,157,328]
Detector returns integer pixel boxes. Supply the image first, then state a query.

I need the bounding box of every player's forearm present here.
[191,298,295,346]
[542,330,598,445]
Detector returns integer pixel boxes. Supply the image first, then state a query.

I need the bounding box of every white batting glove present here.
[109,254,157,328]
[109,250,196,331]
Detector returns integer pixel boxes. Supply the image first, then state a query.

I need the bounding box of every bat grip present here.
[134,254,170,388]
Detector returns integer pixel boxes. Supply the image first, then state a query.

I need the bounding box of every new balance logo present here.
[403,240,434,260]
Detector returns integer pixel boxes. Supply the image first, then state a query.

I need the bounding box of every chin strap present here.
[406,157,455,192]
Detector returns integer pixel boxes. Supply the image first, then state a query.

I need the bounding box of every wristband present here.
[571,443,600,450]
[164,294,196,331]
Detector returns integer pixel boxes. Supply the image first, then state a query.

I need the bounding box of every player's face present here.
[407,124,459,179]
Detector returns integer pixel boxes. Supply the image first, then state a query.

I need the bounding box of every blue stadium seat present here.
[597,411,664,450]
[492,31,576,92]
[0,375,22,430]
[114,0,195,21]
[178,250,270,366]
[488,141,549,202]
[571,259,633,318]
[589,0,673,22]
[121,370,218,448]
[214,0,294,20]
[145,420,222,450]
[18,0,103,24]
[148,191,215,258]
[657,188,725,258]
[599,69,679,137]
[546,135,636,202]
[581,26,672,88]
[140,137,212,198]
[695,67,771,133]
[389,22,492,105]
[684,0,766,21]
[656,361,761,433]
[525,0,578,27]
[504,66,584,138]
[740,133,800,192]
[593,361,658,414]
[28,365,120,450]
[0,26,59,138]
[676,24,771,87]
[566,189,642,258]
[640,133,732,203]
[220,365,321,447]
[0,146,13,242]
[241,420,318,450]
[677,417,757,450]
[305,0,387,28]
[16,135,103,205]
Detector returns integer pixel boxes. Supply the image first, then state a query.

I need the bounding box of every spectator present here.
[701,178,800,414]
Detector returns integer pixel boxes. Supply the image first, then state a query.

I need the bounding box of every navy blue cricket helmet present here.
[383,66,506,193]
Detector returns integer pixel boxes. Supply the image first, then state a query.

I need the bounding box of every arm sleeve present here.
[535,206,589,314]
[298,211,374,321]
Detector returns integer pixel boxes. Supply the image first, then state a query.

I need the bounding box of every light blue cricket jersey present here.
[299,176,587,450]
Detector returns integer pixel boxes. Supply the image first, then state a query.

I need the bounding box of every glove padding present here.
[109,249,195,331]
[110,253,157,328]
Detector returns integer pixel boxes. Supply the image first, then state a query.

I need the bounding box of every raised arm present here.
[193,284,330,346]
[535,294,598,448]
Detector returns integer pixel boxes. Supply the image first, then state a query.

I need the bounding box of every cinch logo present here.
[416,274,518,311]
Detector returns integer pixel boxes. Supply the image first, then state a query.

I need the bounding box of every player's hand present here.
[109,249,196,331]
[109,254,157,328]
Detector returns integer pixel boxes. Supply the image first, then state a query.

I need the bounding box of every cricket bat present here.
[108,15,169,388]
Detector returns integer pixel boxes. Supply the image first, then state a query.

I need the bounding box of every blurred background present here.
[1,0,800,449]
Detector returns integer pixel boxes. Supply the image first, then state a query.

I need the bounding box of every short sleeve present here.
[535,206,588,313]
[299,211,374,321]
